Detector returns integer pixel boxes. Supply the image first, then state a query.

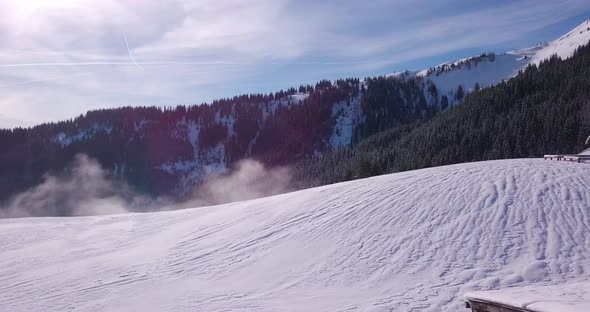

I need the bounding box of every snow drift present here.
[1,159,590,311]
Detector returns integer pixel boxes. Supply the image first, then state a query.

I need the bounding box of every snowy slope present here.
[329,95,363,148]
[2,159,590,312]
[531,19,590,66]
[419,52,527,103]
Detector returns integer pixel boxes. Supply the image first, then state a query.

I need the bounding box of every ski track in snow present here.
[1,159,590,311]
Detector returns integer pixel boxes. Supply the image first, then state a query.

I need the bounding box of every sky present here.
[1,0,590,128]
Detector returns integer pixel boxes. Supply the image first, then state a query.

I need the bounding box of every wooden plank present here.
[563,156,579,163]
[466,299,534,312]
[543,154,590,162]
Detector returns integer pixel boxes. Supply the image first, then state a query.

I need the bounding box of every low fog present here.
[190,159,291,206]
[0,155,292,218]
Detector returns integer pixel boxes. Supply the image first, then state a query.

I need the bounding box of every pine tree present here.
[456,85,464,101]
[441,95,449,111]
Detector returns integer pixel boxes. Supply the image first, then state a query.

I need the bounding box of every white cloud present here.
[0,0,589,127]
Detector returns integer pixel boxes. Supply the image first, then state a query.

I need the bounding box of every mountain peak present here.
[384,18,590,110]
[530,18,590,65]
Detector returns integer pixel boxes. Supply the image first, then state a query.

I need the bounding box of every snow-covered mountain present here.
[1,159,590,311]
[530,19,590,65]
[391,18,590,107]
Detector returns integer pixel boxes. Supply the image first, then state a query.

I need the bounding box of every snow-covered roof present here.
[465,281,590,312]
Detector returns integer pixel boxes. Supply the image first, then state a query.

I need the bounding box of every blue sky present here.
[1,0,590,128]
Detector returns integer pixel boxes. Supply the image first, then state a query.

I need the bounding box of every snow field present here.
[1,159,590,311]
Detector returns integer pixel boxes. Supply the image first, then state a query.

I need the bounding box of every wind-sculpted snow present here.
[1,159,590,311]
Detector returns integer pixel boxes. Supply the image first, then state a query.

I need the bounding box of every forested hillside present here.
[293,43,590,187]
[0,76,435,203]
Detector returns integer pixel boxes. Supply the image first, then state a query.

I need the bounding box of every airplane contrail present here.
[0,60,362,68]
[123,33,144,71]
[0,61,360,68]
[0,61,246,68]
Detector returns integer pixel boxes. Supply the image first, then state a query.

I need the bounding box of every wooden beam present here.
[466,299,534,312]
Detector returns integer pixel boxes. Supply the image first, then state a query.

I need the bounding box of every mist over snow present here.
[190,159,292,207]
[0,155,146,218]
[0,155,291,218]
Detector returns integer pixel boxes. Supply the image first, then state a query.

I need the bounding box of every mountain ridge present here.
[390,18,590,107]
